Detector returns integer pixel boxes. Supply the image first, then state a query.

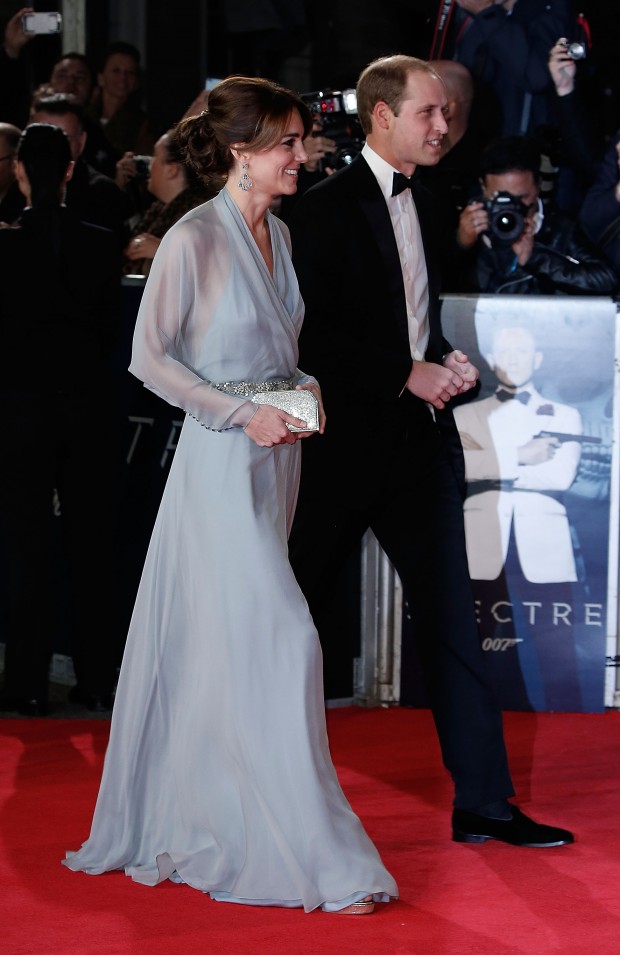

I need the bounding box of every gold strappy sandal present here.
[332,896,375,915]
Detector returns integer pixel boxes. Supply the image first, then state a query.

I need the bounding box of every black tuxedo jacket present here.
[0,207,121,394]
[289,154,465,506]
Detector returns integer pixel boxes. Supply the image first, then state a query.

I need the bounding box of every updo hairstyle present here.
[162,126,202,189]
[17,122,72,210]
[174,75,313,183]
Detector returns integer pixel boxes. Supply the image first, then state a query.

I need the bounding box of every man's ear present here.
[533,350,543,372]
[65,160,75,184]
[372,100,392,131]
[14,159,27,191]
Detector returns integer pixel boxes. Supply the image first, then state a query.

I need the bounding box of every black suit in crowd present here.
[67,158,130,246]
[0,206,122,708]
[288,154,515,811]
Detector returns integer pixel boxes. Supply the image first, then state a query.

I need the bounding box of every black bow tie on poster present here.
[392,172,415,197]
[495,389,531,405]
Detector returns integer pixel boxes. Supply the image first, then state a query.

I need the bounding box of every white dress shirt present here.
[362,143,430,361]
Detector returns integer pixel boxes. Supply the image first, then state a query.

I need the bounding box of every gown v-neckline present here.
[223,188,277,283]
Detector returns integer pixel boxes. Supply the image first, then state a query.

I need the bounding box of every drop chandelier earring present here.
[237,160,253,191]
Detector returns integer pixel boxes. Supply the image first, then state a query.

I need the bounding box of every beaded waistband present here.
[210,376,294,398]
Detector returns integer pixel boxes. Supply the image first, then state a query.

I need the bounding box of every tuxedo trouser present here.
[289,421,515,810]
[1,390,119,701]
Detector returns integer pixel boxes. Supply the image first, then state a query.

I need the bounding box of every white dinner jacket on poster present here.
[454,387,582,583]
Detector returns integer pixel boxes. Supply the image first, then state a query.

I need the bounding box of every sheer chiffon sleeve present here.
[129,204,256,431]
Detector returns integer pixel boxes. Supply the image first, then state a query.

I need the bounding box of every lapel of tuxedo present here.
[350,157,410,349]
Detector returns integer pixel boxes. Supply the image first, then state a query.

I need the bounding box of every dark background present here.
[1,0,619,142]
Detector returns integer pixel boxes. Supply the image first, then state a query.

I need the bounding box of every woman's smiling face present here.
[240,109,308,200]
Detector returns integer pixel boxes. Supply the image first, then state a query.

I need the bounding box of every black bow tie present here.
[392,172,414,196]
[495,388,530,405]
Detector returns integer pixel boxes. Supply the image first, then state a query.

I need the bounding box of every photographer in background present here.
[456,135,618,295]
[452,0,573,139]
[123,127,217,276]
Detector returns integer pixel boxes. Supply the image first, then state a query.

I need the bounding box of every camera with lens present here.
[561,39,586,60]
[301,88,364,170]
[481,191,529,247]
[133,155,152,179]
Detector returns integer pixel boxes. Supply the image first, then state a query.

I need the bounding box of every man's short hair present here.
[0,122,22,153]
[475,314,539,356]
[356,54,439,135]
[31,93,86,132]
[52,51,93,78]
[480,136,541,183]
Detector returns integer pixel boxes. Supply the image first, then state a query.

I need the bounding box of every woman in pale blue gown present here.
[63,76,397,915]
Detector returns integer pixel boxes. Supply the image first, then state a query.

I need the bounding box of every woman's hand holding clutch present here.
[243,403,307,447]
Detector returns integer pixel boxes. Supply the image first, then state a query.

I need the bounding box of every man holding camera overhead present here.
[452,0,574,139]
[457,135,618,294]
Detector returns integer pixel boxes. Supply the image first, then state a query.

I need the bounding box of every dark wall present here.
[2,1,617,142]
[145,0,209,135]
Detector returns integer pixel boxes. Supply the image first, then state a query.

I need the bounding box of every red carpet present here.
[1,707,619,955]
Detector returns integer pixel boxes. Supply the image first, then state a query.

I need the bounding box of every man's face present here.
[376,71,448,175]
[31,112,85,161]
[482,169,539,209]
[50,58,93,106]
[487,326,542,389]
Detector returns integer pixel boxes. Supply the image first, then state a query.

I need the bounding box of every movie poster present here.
[440,295,619,712]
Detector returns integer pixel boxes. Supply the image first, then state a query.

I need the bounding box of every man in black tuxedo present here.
[289,55,573,848]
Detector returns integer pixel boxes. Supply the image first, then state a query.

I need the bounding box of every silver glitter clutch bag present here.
[251,389,319,432]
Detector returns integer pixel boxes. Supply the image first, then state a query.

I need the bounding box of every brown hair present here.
[174,75,313,183]
[161,127,201,188]
[356,55,439,134]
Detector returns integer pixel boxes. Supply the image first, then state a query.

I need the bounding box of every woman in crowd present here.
[87,41,156,173]
[123,126,218,276]
[63,75,397,915]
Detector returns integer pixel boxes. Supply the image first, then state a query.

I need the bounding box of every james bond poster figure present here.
[454,324,582,584]
[454,322,590,711]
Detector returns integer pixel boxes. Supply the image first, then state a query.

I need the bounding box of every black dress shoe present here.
[452,805,574,848]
